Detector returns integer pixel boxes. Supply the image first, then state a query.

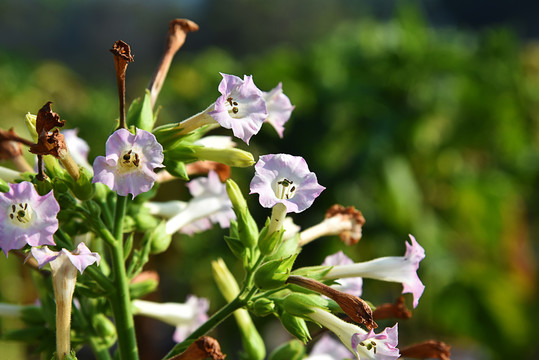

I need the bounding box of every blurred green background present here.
[1,1,538,359]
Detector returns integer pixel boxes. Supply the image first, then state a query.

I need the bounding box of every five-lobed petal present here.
[31,242,101,274]
[263,83,295,138]
[250,153,325,213]
[209,73,267,144]
[92,128,164,198]
[0,181,59,256]
[324,235,425,308]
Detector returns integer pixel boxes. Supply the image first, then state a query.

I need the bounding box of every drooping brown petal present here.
[286,275,377,330]
[149,19,199,108]
[30,129,67,158]
[325,204,366,245]
[110,40,134,129]
[169,336,226,360]
[36,102,65,135]
[400,340,451,360]
[373,296,412,320]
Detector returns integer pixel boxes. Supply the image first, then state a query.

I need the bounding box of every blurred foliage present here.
[1,5,539,360]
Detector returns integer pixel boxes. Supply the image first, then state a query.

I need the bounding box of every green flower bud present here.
[148,222,172,254]
[163,157,190,180]
[267,234,300,261]
[33,178,53,196]
[278,312,311,343]
[92,313,117,341]
[254,253,298,290]
[250,298,275,317]
[129,278,159,299]
[281,293,328,318]
[24,113,38,142]
[226,179,259,248]
[193,146,255,167]
[0,178,10,192]
[268,340,305,360]
[258,221,284,255]
[71,167,95,201]
[126,90,155,131]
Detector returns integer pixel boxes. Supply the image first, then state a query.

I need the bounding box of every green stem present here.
[162,296,244,359]
[108,194,138,360]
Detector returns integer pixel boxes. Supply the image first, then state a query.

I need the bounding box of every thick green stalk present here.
[108,195,139,360]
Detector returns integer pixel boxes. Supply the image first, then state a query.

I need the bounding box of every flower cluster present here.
[0,19,447,360]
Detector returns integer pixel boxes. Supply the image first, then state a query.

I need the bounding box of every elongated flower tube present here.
[306,307,399,360]
[263,83,294,138]
[323,235,425,308]
[92,128,164,198]
[132,296,209,343]
[31,243,101,360]
[322,251,363,297]
[0,181,58,256]
[63,129,92,172]
[299,205,366,247]
[146,171,234,235]
[208,73,267,144]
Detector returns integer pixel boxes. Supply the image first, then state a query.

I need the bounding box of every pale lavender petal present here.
[172,295,210,343]
[0,182,59,256]
[250,154,325,213]
[92,128,164,198]
[309,334,353,359]
[63,129,91,169]
[323,251,363,297]
[31,246,60,268]
[64,242,101,274]
[208,73,267,144]
[263,83,294,138]
[352,324,399,360]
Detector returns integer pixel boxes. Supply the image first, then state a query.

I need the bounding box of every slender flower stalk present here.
[110,40,134,129]
[148,19,199,109]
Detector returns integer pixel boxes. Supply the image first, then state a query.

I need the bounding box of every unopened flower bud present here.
[258,221,284,255]
[254,253,297,290]
[92,313,117,341]
[278,312,311,343]
[0,178,10,193]
[268,339,305,360]
[193,146,255,167]
[148,221,172,254]
[250,298,275,317]
[71,167,95,201]
[226,179,258,248]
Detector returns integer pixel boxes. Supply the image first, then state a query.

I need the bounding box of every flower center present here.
[118,149,141,174]
[226,97,240,116]
[275,178,297,200]
[8,202,33,227]
[359,340,378,355]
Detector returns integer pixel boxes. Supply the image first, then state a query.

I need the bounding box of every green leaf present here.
[126,90,154,131]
